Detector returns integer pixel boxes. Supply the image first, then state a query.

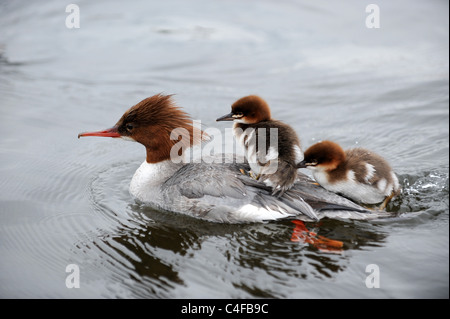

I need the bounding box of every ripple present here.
[390,170,449,216]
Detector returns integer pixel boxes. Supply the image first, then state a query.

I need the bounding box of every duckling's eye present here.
[126,123,134,132]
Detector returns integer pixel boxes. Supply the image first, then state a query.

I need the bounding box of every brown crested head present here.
[216,95,272,124]
[79,94,206,163]
[299,140,346,171]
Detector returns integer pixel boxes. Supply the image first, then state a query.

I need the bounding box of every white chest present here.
[129,160,182,203]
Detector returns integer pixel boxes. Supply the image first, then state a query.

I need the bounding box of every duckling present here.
[298,140,401,209]
[217,95,304,197]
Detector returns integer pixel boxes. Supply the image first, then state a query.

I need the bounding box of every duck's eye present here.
[233,112,244,118]
[126,123,134,132]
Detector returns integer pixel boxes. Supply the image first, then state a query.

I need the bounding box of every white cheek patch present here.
[121,136,136,142]
[312,170,330,187]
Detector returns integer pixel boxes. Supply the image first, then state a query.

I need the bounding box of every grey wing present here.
[163,162,249,200]
[161,161,320,222]
[158,163,244,222]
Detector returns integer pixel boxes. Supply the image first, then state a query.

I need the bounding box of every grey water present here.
[0,0,448,298]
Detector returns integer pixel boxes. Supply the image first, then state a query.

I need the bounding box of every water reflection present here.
[103,223,188,296]
[83,196,390,297]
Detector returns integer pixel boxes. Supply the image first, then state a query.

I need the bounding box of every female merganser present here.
[78,94,390,223]
[216,95,304,197]
[298,140,401,209]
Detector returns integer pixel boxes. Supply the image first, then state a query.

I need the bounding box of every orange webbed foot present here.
[291,220,343,253]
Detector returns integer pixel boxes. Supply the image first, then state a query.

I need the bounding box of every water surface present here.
[0,0,448,298]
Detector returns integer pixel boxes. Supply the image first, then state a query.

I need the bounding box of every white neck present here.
[129,160,183,202]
